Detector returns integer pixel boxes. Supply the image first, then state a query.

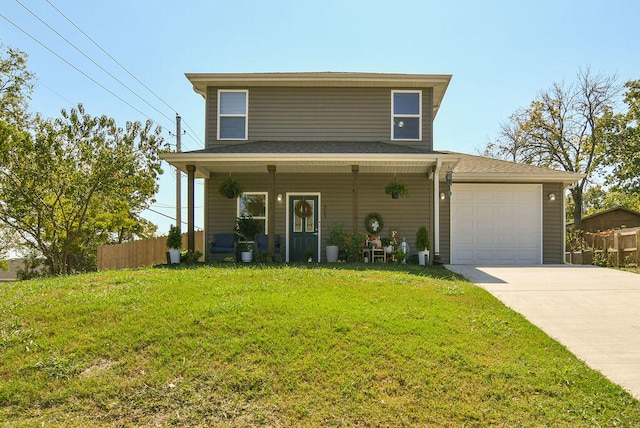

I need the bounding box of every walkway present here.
[446,265,640,399]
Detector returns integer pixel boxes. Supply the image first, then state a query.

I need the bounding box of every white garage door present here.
[451,184,542,265]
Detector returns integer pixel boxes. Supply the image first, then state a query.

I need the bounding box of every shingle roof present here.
[188,141,446,155]
[445,152,585,181]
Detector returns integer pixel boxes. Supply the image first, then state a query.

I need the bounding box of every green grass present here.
[618,266,640,274]
[1,264,638,427]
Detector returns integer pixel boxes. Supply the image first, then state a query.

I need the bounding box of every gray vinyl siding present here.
[206,172,431,261]
[543,182,564,263]
[205,86,434,150]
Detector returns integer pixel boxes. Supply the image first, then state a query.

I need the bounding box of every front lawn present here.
[1,264,638,426]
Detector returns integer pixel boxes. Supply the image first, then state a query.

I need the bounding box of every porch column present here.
[352,165,359,232]
[433,159,442,260]
[186,165,196,253]
[267,165,276,260]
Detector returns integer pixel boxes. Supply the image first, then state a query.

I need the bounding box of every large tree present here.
[0,104,164,275]
[0,43,34,126]
[607,80,640,197]
[482,68,620,229]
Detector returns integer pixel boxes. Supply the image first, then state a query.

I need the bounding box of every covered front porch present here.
[161,143,460,263]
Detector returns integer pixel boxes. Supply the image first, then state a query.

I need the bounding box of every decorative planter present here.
[326,245,339,263]
[385,245,393,254]
[418,249,429,266]
[391,192,399,199]
[241,251,252,262]
[168,248,181,264]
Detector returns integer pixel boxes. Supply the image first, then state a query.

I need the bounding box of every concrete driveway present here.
[445,264,640,399]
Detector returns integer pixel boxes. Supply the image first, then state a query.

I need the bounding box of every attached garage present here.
[450,184,542,265]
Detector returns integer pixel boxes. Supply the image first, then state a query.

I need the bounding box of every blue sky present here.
[2,0,639,234]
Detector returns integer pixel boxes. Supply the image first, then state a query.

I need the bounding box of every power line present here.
[15,0,176,129]
[146,207,203,230]
[37,80,75,108]
[45,0,204,148]
[0,11,165,128]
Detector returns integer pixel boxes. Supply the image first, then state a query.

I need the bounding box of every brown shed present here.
[574,207,640,232]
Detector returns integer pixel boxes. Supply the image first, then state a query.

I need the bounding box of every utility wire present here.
[37,80,75,108]
[16,0,176,129]
[0,12,164,127]
[45,0,204,148]
[146,207,203,230]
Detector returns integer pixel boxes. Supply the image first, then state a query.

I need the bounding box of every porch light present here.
[277,193,283,202]
[548,193,556,201]
[440,192,446,200]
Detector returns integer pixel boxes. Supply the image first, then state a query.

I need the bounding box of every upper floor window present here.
[392,90,421,141]
[218,90,248,140]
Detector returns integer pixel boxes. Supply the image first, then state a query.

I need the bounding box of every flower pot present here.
[168,248,181,264]
[391,192,399,199]
[241,251,252,262]
[226,190,236,199]
[326,245,339,263]
[385,245,393,254]
[418,249,429,266]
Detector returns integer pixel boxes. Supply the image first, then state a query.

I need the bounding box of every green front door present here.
[289,195,319,262]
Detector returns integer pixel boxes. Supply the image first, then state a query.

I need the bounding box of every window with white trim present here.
[237,192,267,236]
[391,90,421,141]
[218,90,248,140]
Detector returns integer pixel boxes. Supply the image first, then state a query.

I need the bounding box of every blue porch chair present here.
[210,233,237,261]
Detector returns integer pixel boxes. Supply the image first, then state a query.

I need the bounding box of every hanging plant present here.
[218,177,243,199]
[364,212,384,235]
[384,178,408,199]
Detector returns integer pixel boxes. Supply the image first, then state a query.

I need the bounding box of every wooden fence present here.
[97,231,204,271]
[567,227,640,266]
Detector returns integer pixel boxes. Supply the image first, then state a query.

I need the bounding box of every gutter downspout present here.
[433,159,442,260]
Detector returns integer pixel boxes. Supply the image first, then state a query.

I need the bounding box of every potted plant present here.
[236,215,261,262]
[384,178,408,199]
[416,226,430,266]
[326,223,344,263]
[305,248,315,263]
[381,237,393,254]
[166,225,182,264]
[218,177,243,199]
[344,232,368,262]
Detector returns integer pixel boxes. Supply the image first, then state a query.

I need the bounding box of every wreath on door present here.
[294,199,313,218]
[364,212,384,234]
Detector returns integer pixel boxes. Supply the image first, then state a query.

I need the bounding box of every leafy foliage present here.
[384,178,408,198]
[0,44,34,126]
[217,176,243,198]
[327,222,345,247]
[416,225,430,251]
[0,104,164,275]
[165,225,182,249]
[344,232,367,261]
[482,68,620,228]
[607,80,640,197]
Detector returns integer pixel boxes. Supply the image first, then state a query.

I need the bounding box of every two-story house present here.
[163,72,583,264]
